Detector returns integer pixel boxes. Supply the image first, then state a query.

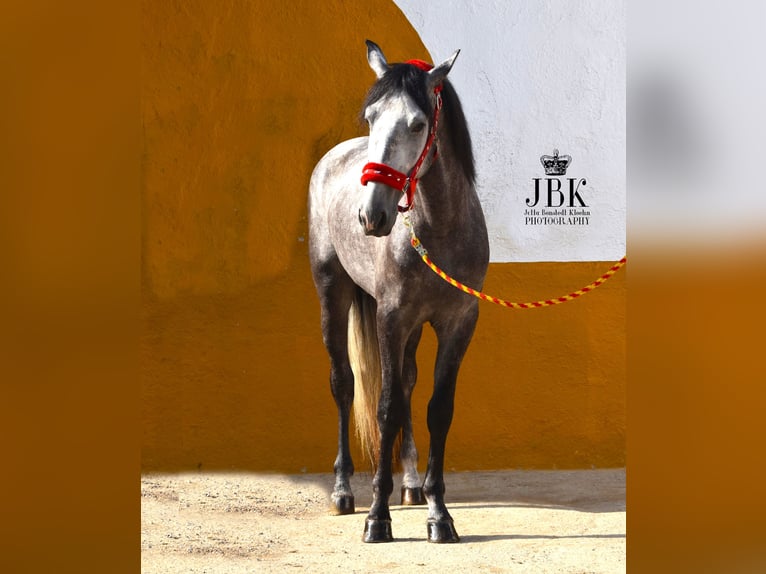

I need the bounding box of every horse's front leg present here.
[363,311,409,543]
[424,304,480,543]
[316,270,357,515]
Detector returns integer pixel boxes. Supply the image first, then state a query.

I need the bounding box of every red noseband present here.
[360,59,443,212]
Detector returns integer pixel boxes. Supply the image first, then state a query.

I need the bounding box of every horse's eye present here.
[411,122,426,134]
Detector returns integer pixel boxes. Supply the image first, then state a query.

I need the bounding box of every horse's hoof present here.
[400,485,426,506]
[331,494,355,515]
[363,518,393,543]
[427,519,460,543]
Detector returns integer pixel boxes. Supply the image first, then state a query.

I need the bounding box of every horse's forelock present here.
[360,64,432,124]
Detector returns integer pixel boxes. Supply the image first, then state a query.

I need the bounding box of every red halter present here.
[360,60,443,212]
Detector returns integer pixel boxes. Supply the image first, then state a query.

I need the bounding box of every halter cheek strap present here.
[360,60,443,213]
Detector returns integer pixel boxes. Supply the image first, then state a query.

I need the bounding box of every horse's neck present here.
[414,148,473,232]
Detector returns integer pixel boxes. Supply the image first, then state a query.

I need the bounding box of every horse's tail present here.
[348,288,381,466]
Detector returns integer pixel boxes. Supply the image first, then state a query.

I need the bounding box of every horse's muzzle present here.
[358,207,391,236]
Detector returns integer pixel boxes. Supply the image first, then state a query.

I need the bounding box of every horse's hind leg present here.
[400,326,425,506]
[315,262,357,515]
[424,305,480,543]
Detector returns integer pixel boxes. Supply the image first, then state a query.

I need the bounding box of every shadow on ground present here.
[285,468,626,514]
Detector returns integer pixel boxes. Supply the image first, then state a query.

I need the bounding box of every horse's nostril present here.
[359,208,390,235]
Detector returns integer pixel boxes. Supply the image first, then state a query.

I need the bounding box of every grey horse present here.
[308,40,489,543]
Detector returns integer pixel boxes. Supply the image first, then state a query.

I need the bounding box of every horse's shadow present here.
[292,469,626,516]
[391,492,626,544]
[338,532,625,544]
[460,533,626,543]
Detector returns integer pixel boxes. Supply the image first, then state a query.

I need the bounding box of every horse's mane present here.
[360,63,476,185]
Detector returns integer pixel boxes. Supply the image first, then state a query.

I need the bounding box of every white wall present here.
[394,0,625,262]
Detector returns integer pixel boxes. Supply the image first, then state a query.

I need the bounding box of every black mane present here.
[360,63,476,184]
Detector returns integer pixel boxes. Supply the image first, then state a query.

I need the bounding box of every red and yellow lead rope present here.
[402,213,625,309]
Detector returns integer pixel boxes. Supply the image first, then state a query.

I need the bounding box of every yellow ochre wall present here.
[141,1,625,472]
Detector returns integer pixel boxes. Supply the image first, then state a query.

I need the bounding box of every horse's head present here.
[358,40,458,236]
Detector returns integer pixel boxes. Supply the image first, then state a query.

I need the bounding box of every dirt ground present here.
[141,469,625,573]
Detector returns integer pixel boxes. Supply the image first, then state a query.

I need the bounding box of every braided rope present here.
[402,213,625,309]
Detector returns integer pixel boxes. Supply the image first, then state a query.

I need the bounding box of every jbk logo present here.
[527,177,587,208]
[524,149,590,225]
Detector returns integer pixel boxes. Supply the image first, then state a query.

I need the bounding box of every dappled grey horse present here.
[309,40,488,543]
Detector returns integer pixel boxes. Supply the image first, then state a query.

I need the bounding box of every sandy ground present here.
[141,469,625,573]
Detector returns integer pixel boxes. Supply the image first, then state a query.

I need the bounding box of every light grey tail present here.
[348,288,381,466]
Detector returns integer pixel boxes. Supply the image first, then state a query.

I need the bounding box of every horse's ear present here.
[366,40,389,79]
[428,49,460,89]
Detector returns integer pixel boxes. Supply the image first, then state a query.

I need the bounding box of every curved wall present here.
[142,1,625,472]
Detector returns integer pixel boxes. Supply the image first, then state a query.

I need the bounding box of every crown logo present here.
[540,149,572,176]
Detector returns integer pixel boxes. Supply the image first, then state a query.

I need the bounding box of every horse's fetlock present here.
[333,460,353,478]
[422,481,445,499]
[372,476,394,497]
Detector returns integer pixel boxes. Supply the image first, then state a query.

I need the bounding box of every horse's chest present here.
[381,237,483,309]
